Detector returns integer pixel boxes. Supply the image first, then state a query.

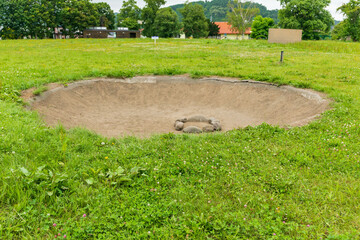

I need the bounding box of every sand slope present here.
[26,76,330,137]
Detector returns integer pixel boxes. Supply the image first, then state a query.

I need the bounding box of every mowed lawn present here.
[1,39,360,239]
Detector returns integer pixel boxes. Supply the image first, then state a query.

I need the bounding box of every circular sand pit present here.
[26,75,330,137]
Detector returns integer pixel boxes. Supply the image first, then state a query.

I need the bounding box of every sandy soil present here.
[24,76,331,138]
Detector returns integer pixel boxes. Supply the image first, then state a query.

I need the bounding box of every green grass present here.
[1,38,360,239]
[32,86,48,96]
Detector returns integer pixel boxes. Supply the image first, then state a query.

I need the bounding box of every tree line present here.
[117,0,280,38]
[0,0,115,39]
[118,0,219,38]
[1,0,360,41]
[130,0,360,41]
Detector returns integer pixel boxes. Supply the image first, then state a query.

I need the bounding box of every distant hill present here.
[169,0,279,23]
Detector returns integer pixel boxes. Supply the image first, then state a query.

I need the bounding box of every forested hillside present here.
[170,0,279,23]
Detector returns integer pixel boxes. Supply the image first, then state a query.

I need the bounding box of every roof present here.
[215,22,251,35]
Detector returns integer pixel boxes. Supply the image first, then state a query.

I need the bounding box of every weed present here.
[32,86,48,96]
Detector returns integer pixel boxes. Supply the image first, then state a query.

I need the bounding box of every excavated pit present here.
[24,75,330,137]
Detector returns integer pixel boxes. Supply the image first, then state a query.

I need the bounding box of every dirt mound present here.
[25,76,330,138]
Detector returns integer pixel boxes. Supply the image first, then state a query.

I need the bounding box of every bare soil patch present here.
[24,76,330,138]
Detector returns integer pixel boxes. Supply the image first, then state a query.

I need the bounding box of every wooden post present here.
[280,51,284,63]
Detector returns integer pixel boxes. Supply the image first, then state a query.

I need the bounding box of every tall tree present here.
[94,2,115,29]
[142,0,165,37]
[207,19,220,37]
[118,0,141,30]
[180,2,209,38]
[58,0,99,38]
[227,0,259,38]
[278,0,334,40]
[153,7,181,38]
[0,0,31,39]
[331,21,349,40]
[337,0,360,42]
[31,0,65,39]
[250,15,275,39]
[0,0,108,39]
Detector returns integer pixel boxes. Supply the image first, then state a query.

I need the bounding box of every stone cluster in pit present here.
[174,115,222,134]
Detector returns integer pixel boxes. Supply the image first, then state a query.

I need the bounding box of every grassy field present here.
[0,38,360,239]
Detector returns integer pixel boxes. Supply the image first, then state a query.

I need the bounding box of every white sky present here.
[92,0,347,21]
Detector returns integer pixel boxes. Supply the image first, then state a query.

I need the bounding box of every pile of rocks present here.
[174,115,222,134]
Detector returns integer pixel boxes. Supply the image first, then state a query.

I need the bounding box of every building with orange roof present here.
[214,22,251,40]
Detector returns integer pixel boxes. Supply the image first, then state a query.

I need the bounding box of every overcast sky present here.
[92,0,347,21]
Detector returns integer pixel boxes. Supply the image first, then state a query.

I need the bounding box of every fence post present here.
[280,51,284,63]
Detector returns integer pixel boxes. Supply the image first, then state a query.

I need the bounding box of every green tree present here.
[153,7,181,38]
[227,0,259,38]
[58,0,99,38]
[209,6,227,21]
[142,0,165,37]
[0,0,54,39]
[278,0,334,40]
[207,19,220,37]
[180,2,209,38]
[94,2,115,29]
[331,21,349,40]
[337,0,360,42]
[118,0,141,30]
[0,0,103,39]
[250,15,275,39]
[26,0,59,39]
[0,0,31,39]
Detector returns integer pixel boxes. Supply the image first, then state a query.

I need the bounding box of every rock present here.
[208,117,220,124]
[183,126,203,134]
[174,120,180,127]
[212,122,222,131]
[187,115,209,122]
[174,116,221,133]
[202,125,215,132]
[176,117,187,123]
[174,121,184,131]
